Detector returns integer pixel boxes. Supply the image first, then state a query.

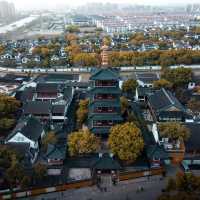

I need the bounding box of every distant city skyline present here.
[5,0,200,10]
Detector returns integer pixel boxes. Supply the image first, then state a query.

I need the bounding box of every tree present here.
[34,163,47,180]
[158,122,190,142]
[0,118,15,132]
[158,173,200,200]
[41,47,50,57]
[20,176,31,189]
[66,25,80,33]
[6,154,24,188]
[65,33,78,44]
[162,68,192,87]
[103,36,111,46]
[73,53,100,67]
[0,45,5,54]
[0,94,20,134]
[108,122,144,163]
[42,58,50,68]
[122,79,138,95]
[76,99,89,128]
[32,47,41,55]
[120,96,129,114]
[42,131,57,151]
[68,129,100,156]
[153,79,173,89]
[187,98,200,115]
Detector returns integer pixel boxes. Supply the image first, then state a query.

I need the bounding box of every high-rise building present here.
[0,1,15,19]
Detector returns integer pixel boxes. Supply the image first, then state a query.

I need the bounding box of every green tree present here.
[66,25,80,33]
[68,129,100,156]
[6,154,24,189]
[158,122,190,142]
[0,118,15,131]
[108,122,144,163]
[162,68,192,87]
[42,131,57,151]
[120,96,129,114]
[0,94,20,134]
[122,79,138,95]
[34,163,47,180]
[20,176,31,189]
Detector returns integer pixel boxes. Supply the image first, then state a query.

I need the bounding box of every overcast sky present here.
[8,0,200,10]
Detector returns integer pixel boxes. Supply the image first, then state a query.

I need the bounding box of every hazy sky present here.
[8,0,200,10]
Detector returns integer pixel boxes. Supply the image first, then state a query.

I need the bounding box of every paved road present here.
[24,176,166,200]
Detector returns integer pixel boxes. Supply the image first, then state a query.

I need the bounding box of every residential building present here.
[147,88,191,122]
[134,72,160,88]
[6,116,45,151]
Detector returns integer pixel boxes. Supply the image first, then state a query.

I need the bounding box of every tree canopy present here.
[0,94,20,135]
[153,79,173,89]
[158,172,200,200]
[120,96,129,115]
[162,68,192,87]
[68,129,100,156]
[76,99,89,128]
[108,50,200,67]
[122,79,138,95]
[34,163,47,180]
[108,122,144,162]
[42,131,57,151]
[187,98,200,115]
[66,25,80,33]
[73,53,100,67]
[158,122,190,141]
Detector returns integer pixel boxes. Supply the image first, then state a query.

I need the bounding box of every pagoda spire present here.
[101,43,109,68]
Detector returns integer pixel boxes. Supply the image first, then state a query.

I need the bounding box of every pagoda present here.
[88,44,122,137]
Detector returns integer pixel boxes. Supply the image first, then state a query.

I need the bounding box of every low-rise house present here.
[46,143,65,166]
[21,55,32,64]
[134,72,160,88]
[135,86,154,102]
[6,116,45,153]
[146,145,168,168]
[185,123,200,155]
[181,123,200,173]
[0,53,13,60]
[51,105,67,123]
[147,88,190,122]
[23,101,51,121]
[15,87,35,104]
[51,55,60,62]
[35,83,59,102]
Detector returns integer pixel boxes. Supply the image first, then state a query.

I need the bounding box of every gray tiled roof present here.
[23,101,51,115]
[148,88,185,113]
[7,116,43,142]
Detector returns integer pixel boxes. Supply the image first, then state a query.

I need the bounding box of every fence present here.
[0,179,93,200]
[119,167,164,181]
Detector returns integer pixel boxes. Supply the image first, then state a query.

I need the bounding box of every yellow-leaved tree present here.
[68,129,100,156]
[108,122,144,163]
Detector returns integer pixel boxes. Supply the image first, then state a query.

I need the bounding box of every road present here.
[23,175,166,200]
